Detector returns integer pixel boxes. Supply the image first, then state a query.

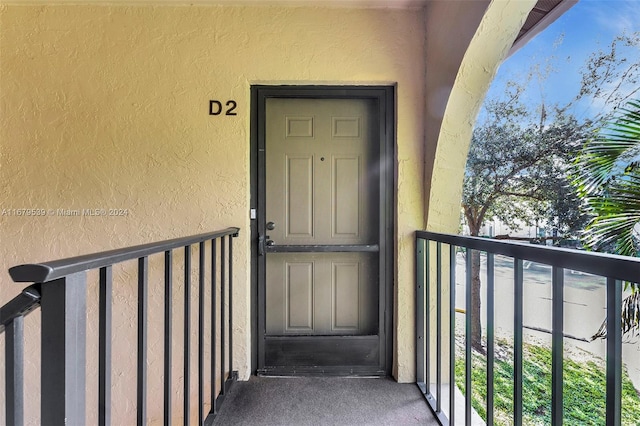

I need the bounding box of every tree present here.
[575,33,640,120]
[462,30,640,350]
[572,100,640,339]
[462,87,590,349]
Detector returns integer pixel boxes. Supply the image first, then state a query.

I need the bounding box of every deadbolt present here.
[266,221,276,230]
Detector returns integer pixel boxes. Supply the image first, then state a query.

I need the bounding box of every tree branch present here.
[497,191,547,201]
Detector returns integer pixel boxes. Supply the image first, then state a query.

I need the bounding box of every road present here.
[453,253,640,390]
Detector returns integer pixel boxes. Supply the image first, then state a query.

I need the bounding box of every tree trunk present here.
[465,213,484,352]
[470,249,483,351]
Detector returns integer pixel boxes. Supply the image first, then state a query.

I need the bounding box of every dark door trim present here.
[250,85,395,375]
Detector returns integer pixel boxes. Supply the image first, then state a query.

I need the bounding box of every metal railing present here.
[1,227,240,426]
[415,231,639,426]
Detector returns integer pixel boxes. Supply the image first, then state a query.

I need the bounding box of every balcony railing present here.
[1,227,239,426]
[415,231,639,426]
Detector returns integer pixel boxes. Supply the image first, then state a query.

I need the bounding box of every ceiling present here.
[510,0,578,54]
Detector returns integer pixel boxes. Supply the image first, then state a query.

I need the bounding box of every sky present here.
[482,0,640,123]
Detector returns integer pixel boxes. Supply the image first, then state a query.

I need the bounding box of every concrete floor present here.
[212,376,438,426]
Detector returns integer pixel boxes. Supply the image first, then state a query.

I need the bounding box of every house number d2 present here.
[209,100,237,116]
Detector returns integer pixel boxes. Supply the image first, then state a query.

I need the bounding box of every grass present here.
[454,339,640,425]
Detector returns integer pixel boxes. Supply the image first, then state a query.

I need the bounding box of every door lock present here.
[266,221,276,230]
[258,233,275,256]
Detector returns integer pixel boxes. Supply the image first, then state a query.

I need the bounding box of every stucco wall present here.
[0,3,425,424]
[420,0,537,399]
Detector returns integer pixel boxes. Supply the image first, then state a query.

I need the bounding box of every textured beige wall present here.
[0,3,425,423]
[395,0,492,384]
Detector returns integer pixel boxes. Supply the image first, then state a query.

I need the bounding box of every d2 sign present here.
[209,100,237,116]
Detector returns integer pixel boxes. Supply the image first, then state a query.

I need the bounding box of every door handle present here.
[258,234,275,256]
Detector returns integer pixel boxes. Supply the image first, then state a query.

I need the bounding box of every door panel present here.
[285,261,314,331]
[262,97,381,371]
[331,261,361,331]
[265,98,378,246]
[332,156,360,237]
[286,156,314,237]
[266,252,377,335]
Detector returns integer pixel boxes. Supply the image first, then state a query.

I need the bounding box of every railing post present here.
[40,272,87,426]
[6,316,25,426]
[164,250,173,426]
[606,278,622,426]
[198,241,206,426]
[221,237,226,395]
[436,242,442,412]
[486,253,495,426]
[184,246,191,426]
[137,257,148,426]
[415,238,426,389]
[513,259,524,426]
[449,245,456,426]
[465,249,472,426]
[551,266,564,426]
[99,266,112,426]
[425,240,430,392]
[229,235,234,377]
[211,238,217,414]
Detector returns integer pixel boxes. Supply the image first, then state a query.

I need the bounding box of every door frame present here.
[250,85,395,375]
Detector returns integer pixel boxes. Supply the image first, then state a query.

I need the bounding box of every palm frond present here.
[573,100,640,195]
[573,100,640,340]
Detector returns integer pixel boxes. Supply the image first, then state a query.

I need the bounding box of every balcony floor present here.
[213,376,438,425]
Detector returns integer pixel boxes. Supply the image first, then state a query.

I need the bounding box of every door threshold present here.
[257,366,387,377]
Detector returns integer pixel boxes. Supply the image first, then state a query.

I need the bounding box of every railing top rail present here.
[0,284,41,332]
[416,230,640,284]
[9,227,240,284]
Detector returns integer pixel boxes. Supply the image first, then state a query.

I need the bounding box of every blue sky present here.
[483,0,640,122]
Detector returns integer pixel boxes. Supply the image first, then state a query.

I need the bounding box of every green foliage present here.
[573,100,640,256]
[462,28,640,349]
[463,90,591,237]
[572,100,640,339]
[463,31,640,238]
[454,340,640,425]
